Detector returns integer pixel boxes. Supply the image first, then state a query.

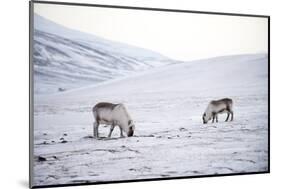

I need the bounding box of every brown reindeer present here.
[92,102,135,138]
[202,98,233,124]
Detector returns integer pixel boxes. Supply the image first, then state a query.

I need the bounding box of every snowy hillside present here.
[33,54,268,186]
[33,14,174,94]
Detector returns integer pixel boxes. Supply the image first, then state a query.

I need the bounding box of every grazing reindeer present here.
[202,98,233,124]
[92,102,135,138]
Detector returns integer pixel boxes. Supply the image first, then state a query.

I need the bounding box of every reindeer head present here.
[127,120,135,137]
[202,112,211,124]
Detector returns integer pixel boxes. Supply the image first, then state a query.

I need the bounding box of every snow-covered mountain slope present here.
[33,14,174,94]
[33,54,268,186]
[40,53,268,101]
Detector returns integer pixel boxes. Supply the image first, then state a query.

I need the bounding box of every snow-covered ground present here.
[33,52,268,186]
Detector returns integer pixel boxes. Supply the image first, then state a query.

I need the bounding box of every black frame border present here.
[29,0,270,188]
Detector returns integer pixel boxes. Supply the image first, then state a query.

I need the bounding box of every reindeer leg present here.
[230,111,234,121]
[212,113,215,123]
[108,124,115,138]
[225,113,230,122]
[93,122,99,138]
[93,122,95,137]
[119,126,124,138]
[216,114,218,122]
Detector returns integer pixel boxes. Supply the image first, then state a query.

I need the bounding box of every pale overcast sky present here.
[34,3,268,61]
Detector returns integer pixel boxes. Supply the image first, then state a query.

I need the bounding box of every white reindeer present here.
[92,102,135,138]
[202,98,233,124]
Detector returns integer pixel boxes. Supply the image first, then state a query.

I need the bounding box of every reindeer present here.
[202,98,233,124]
[92,102,135,138]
